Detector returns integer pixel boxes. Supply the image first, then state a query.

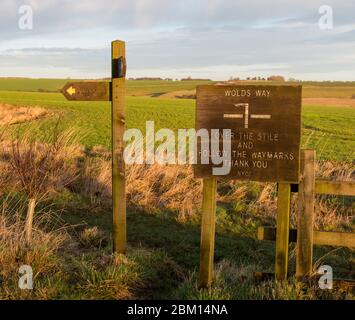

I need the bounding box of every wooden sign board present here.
[194,85,302,183]
[62,81,111,101]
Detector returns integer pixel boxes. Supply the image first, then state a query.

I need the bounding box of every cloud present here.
[2,0,353,34]
[0,0,354,80]
[0,47,109,78]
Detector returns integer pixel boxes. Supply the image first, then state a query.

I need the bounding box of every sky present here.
[0,0,354,80]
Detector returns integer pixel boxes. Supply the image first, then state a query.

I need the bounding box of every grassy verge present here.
[0,133,353,300]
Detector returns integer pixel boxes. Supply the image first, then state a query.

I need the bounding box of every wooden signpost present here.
[195,84,302,287]
[61,40,127,254]
[62,81,111,101]
[111,41,127,254]
[194,85,302,182]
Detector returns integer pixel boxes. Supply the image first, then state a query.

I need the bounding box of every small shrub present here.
[0,204,68,299]
[79,227,108,249]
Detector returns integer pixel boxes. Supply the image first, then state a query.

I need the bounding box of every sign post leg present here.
[275,182,291,280]
[111,40,126,253]
[296,150,316,279]
[199,177,217,288]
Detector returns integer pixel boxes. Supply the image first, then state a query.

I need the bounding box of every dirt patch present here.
[149,92,167,98]
[0,104,51,125]
[303,98,355,107]
[154,90,196,99]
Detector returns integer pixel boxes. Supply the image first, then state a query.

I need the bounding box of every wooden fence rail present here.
[258,227,355,248]
[200,148,354,287]
[260,149,355,281]
[315,181,355,196]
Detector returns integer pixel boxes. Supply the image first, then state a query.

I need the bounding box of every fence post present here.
[275,182,291,280]
[112,40,127,254]
[296,149,316,279]
[199,177,217,288]
[24,198,36,244]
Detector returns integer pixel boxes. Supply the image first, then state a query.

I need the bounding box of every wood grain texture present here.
[258,226,296,242]
[275,182,291,280]
[62,81,111,101]
[315,181,355,196]
[194,85,302,183]
[25,198,36,244]
[313,231,355,248]
[296,150,316,278]
[258,227,355,248]
[112,40,126,254]
[199,177,217,288]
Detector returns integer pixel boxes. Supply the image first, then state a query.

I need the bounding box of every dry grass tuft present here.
[0,203,67,297]
[126,163,202,221]
[79,226,108,249]
[78,157,112,206]
[0,104,51,125]
[54,146,354,227]
[0,129,82,200]
[316,160,354,181]
[0,128,353,227]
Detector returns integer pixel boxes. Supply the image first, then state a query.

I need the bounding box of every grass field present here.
[1,78,355,98]
[0,79,354,300]
[0,89,354,162]
[0,78,213,96]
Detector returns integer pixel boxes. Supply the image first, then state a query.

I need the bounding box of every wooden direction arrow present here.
[62,81,111,101]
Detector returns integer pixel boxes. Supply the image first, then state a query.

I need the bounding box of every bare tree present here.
[6,124,79,244]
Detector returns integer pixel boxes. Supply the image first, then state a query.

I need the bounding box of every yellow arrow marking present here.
[66,86,76,96]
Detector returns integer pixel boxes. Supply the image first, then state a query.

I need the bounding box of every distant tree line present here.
[229,75,287,82]
[126,76,212,81]
[180,76,212,81]
[128,77,172,81]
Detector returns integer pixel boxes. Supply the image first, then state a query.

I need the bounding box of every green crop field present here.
[1,78,355,98]
[0,78,213,96]
[0,78,70,92]
[0,89,354,162]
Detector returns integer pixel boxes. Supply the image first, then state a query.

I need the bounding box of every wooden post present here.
[296,149,316,279]
[25,198,36,244]
[275,182,291,280]
[199,177,217,288]
[111,40,127,253]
